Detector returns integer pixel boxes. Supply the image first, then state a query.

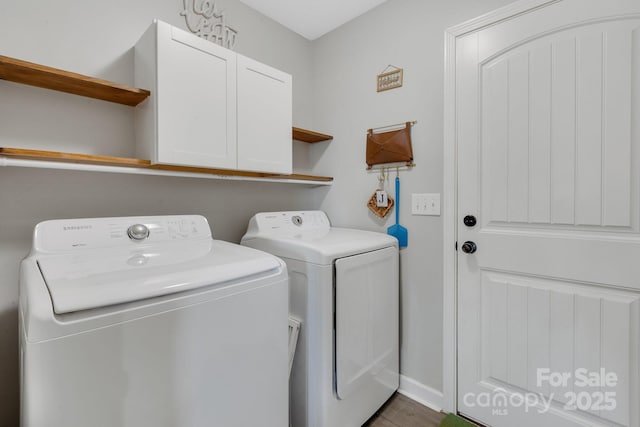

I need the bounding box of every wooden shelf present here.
[0,147,150,167]
[147,163,333,182]
[292,127,333,143]
[0,55,150,106]
[0,147,333,185]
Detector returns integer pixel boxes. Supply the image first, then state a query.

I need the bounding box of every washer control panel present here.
[34,215,212,252]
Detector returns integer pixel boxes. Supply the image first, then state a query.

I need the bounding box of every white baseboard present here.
[398,375,444,413]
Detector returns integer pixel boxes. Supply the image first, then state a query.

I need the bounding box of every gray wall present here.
[0,0,522,424]
[310,0,515,396]
[0,1,318,425]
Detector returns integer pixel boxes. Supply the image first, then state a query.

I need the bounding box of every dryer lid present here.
[242,227,398,264]
[37,239,282,314]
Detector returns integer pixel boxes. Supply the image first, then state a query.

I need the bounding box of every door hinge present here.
[455,241,458,251]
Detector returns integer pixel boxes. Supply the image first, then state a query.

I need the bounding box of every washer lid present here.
[37,240,282,314]
[242,227,398,265]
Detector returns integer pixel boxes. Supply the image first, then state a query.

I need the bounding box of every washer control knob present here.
[292,215,303,226]
[127,224,149,241]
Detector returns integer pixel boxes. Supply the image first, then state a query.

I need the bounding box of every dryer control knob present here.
[127,224,149,241]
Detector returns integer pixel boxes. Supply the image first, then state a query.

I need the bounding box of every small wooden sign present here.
[377,68,403,92]
[367,191,394,218]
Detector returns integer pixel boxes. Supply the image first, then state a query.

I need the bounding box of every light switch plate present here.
[411,193,440,216]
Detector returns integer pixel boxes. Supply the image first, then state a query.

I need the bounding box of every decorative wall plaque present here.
[368,191,394,218]
[377,65,403,92]
[180,0,238,50]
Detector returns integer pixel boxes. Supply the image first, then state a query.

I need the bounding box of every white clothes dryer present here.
[241,211,399,427]
[19,215,288,427]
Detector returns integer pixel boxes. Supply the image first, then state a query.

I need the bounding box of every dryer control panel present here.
[244,211,330,237]
[33,215,212,253]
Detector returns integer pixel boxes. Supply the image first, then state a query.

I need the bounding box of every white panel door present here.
[157,24,237,169]
[335,247,399,400]
[456,1,640,426]
[236,54,292,174]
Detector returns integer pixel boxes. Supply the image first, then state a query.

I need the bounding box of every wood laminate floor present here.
[364,393,446,427]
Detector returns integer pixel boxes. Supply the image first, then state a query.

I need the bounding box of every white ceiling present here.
[238,0,387,40]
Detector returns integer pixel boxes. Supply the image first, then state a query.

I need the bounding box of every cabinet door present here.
[157,24,237,169]
[237,55,292,174]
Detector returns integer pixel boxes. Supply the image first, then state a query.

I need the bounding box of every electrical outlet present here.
[411,193,440,216]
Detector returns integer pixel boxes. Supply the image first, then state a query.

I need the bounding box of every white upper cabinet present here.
[134,20,292,174]
[237,55,292,174]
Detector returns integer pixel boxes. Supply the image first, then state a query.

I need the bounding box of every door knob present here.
[461,241,477,254]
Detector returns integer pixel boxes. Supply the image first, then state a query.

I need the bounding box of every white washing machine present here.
[19,215,288,427]
[241,211,399,427]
